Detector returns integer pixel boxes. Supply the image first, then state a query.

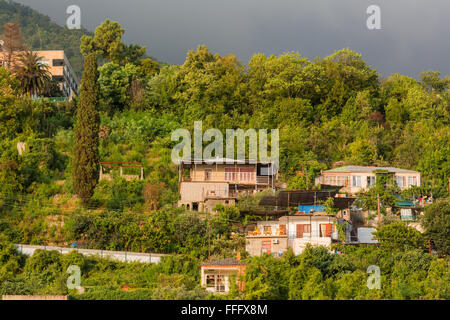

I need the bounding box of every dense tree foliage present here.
[0,16,448,300]
[0,0,91,77]
[422,199,450,256]
[72,54,100,204]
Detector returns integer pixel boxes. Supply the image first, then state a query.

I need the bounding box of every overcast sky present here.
[12,0,450,77]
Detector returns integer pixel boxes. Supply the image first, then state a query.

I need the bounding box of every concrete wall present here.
[292,237,332,255]
[204,198,236,212]
[15,244,167,264]
[245,236,288,257]
[179,182,230,202]
[2,295,68,300]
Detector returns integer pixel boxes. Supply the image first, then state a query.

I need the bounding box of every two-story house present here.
[178,158,277,212]
[246,212,351,256]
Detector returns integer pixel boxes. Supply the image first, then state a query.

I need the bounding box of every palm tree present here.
[13,51,52,97]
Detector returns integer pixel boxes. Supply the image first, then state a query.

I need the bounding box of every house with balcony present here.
[178,158,277,212]
[315,165,421,194]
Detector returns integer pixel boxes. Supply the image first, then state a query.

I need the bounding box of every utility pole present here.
[208,219,211,260]
[377,193,381,225]
[305,165,309,190]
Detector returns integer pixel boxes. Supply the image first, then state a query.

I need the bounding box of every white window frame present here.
[352,176,361,187]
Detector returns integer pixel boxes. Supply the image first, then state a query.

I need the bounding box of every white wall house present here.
[246,214,350,256]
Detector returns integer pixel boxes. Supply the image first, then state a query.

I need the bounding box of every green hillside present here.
[0,0,92,77]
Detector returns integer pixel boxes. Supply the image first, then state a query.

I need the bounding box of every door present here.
[262,240,271,254]
[204,169,212,181]
[296,224,304,238]
[296,224,311,238]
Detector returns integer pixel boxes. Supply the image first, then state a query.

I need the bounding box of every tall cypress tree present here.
[72,53,100,204]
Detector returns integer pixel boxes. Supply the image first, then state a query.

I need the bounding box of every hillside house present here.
[200,257,246,294]
[178,159,277,212]
[315,166,421,194]
[246,213,351,256]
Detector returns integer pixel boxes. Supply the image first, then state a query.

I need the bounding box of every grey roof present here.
[325,166,419,174]
[357,227,378,244]
[201,258,246,266]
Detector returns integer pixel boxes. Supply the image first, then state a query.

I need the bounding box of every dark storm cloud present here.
[11,0,450,77]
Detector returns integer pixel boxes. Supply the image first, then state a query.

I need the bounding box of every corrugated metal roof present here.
[258,190,355,209]
[324,166,419,174]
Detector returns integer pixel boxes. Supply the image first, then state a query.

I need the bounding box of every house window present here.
[263,226,272,235]
[337,176,349,186]
[325,175,337,185]
[262,240,271,254]
[206,275,215,288]
[52,75,64,82]
[37,60,49,66]
[320,223,333,237]
[206,274,226,293]
[396,176,403,188]
[204,169,212,181]
[408,176,417,187]
[52,59,64,66]
[352,176,361,187]
[279,224,286,235]
[367,176,375,187]
[216,275,226,293]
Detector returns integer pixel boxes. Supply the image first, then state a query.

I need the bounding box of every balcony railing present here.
[256,176,272,185]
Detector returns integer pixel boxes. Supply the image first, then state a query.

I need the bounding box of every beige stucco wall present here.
[180,182,230,202]
[292,237,332,255]
[2,295,68,300]
[245,236,288,257]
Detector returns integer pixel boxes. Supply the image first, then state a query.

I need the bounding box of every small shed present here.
[200,256,246,294]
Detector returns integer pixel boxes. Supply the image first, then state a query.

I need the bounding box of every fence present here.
[15,244,167,264]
